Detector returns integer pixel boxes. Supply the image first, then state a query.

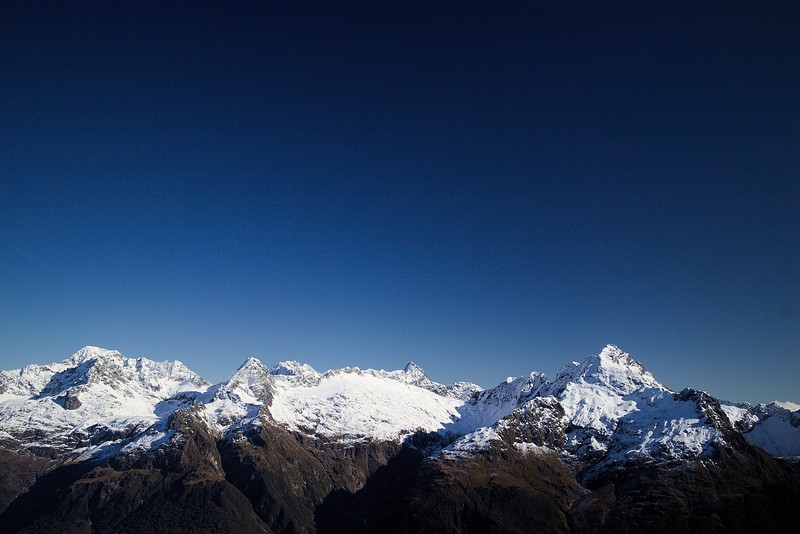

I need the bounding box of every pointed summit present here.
[229,357,270,384]
[589,344,664,394]
[404,361,427,380]
[598,344,646,370]
[236,357,265,372]
[551,345,665,396]
[221,357,272,404]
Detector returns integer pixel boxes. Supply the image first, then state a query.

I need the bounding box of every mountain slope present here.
[722,400,800,457]
[0,345,798,533]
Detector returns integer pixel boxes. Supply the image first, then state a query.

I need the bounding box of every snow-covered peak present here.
[0,347,207,400]
[82,351,206,395]
[218,357,272,404]
[598,344,633,363]
[125,357,206,394]
[3,344,792,466]
[66,346,124,365]
[549,345,665,396]
[404,361,427,381]
[237,357,266,373]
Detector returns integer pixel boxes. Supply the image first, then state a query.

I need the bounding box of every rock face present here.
[0,345,799,533]
[62,389,82,410]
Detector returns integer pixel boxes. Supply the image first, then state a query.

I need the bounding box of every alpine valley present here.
[0,345,798,533]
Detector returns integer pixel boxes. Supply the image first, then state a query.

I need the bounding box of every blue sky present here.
[1,2,798,404]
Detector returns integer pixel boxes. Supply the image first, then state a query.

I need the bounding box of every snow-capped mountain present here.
[0,346,208,457]
[1,344,795,464]
[444,345,728,470]
[1,344,799,533]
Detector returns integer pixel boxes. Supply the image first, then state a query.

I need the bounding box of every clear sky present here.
[1,2,798,405]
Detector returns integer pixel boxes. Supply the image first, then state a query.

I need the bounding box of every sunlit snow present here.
[1,344,797,465]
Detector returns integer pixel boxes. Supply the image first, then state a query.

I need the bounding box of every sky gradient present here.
[1,2,798,405]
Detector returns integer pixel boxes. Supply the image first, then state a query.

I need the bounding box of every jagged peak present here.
[68,348,205,385]
[0,347,209,401]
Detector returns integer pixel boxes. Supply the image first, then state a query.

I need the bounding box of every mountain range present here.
[1,345,798,533]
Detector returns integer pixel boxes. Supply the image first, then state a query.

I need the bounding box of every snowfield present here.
[268,370,463,441]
